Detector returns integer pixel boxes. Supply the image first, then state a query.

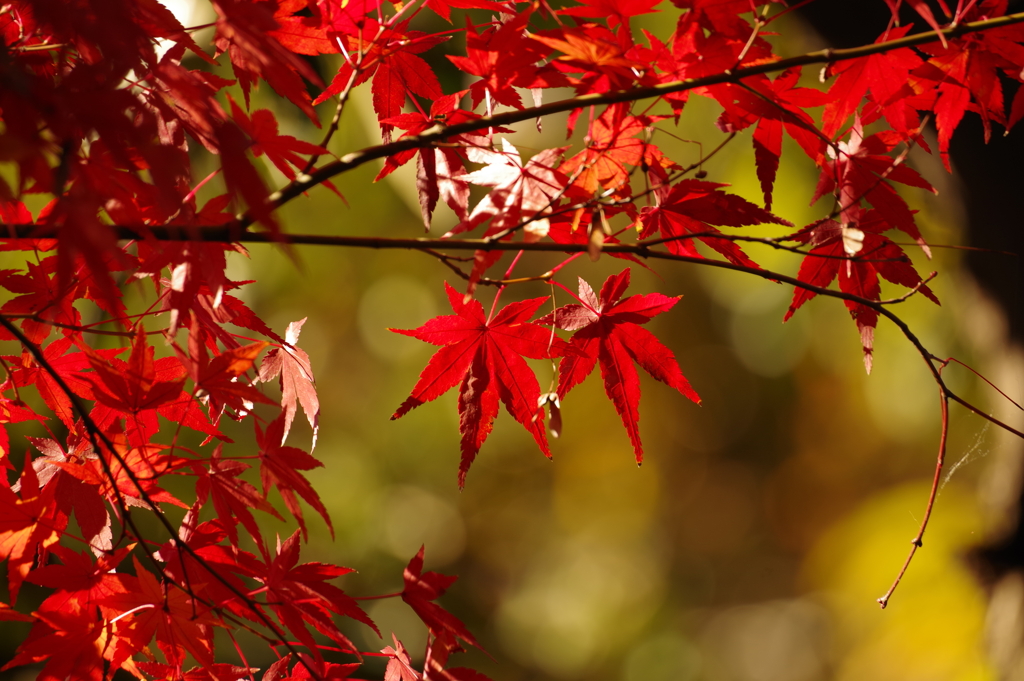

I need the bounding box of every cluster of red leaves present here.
[0,0,1021,678]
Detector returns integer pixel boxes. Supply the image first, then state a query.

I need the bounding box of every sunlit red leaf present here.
[541,269,700,464]
[391,283,567,487]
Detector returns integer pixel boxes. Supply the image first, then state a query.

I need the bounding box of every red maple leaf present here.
[367,24,448,142]
[269,0,338,55]
[382,635,421,681]
[230,99,330,180]
[424,0,511,22]
[79,325,195,447]
[811,119,935,252]
[212,0,322,121]
[0,454,59,604]
[0,255,82,345]
[236,530,375,657]
[24,435,109,551]
[82,325,184,416]
[784,210,939,372]
[315,20,449,142]
[136,662,259,681]
[195,445,282,548]
[447,12,566,112]
[541,269,700,464]
[821,26,924,140]
[559,0,661,34]
[559,103,668,199]
[2,336,118,428]
[402,546,481,649]
[532,24,645,95]
[711,68,832,208]
[391,283,567,487]
[262,654,360,681]
[446,139,568,285]
[100,557,217,671]
[70,435,190,510]
[28,544,131,617]
[215,121,283,236]
[257,413,331,539]
[154,507,260,625]
[913,13,1024,168]
[2,609,110,681]
[374,97,478,228]
[637,179,791,268]
[187,340,277,424]
[258,318,320,449]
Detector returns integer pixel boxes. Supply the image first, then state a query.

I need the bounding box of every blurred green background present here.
[2,4,1021,681]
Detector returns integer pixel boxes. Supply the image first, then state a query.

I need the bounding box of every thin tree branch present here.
[877,389,950,609]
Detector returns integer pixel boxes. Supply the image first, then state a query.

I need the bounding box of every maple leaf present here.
[675,0,768,37]
[236,530,375,657]
[368,25,448,142]
[710,68,832,208]
[541,269,700,464]
[402,547,480,649]
[637,179,791,268]
[811,119,935,252]
[560,0,661,34]
[195,445,282,548]
[28,545,131,617]
[374,99,479,227]
[187,340,277,424]
[424,0,511,22]
[2,609,110,681]
[533,24,647,95]
[137,662,259,681]
[24,436,109,551]
[154,506,260,624]
[77,435,190,510]
[559,103,665,198]
[212,0,322,121]
[262,653,360,681]
[784,211,939,372]
[100,557,217,670]
[447,139,567,239]
[257,413,332,539]
[314,20,450,142]
[913,16,1024,168]
[269,0,338,55]
[79,325,195,447]
[1,336,94,428]
[383,634,422,681]
[0,256,82,344]
[230,99,330,180]
[391,283,567,487]
[83,325,184,415]
[447,12,567,112]
[215,121,283,236]
[446,139,568,294]
[258,318,320,449]
[0,453,59,604]
[821,26,924,140]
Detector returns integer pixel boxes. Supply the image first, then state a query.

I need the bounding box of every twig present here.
[940,357,1024,411]
[877,390,950,608]
[877,271,938,304]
